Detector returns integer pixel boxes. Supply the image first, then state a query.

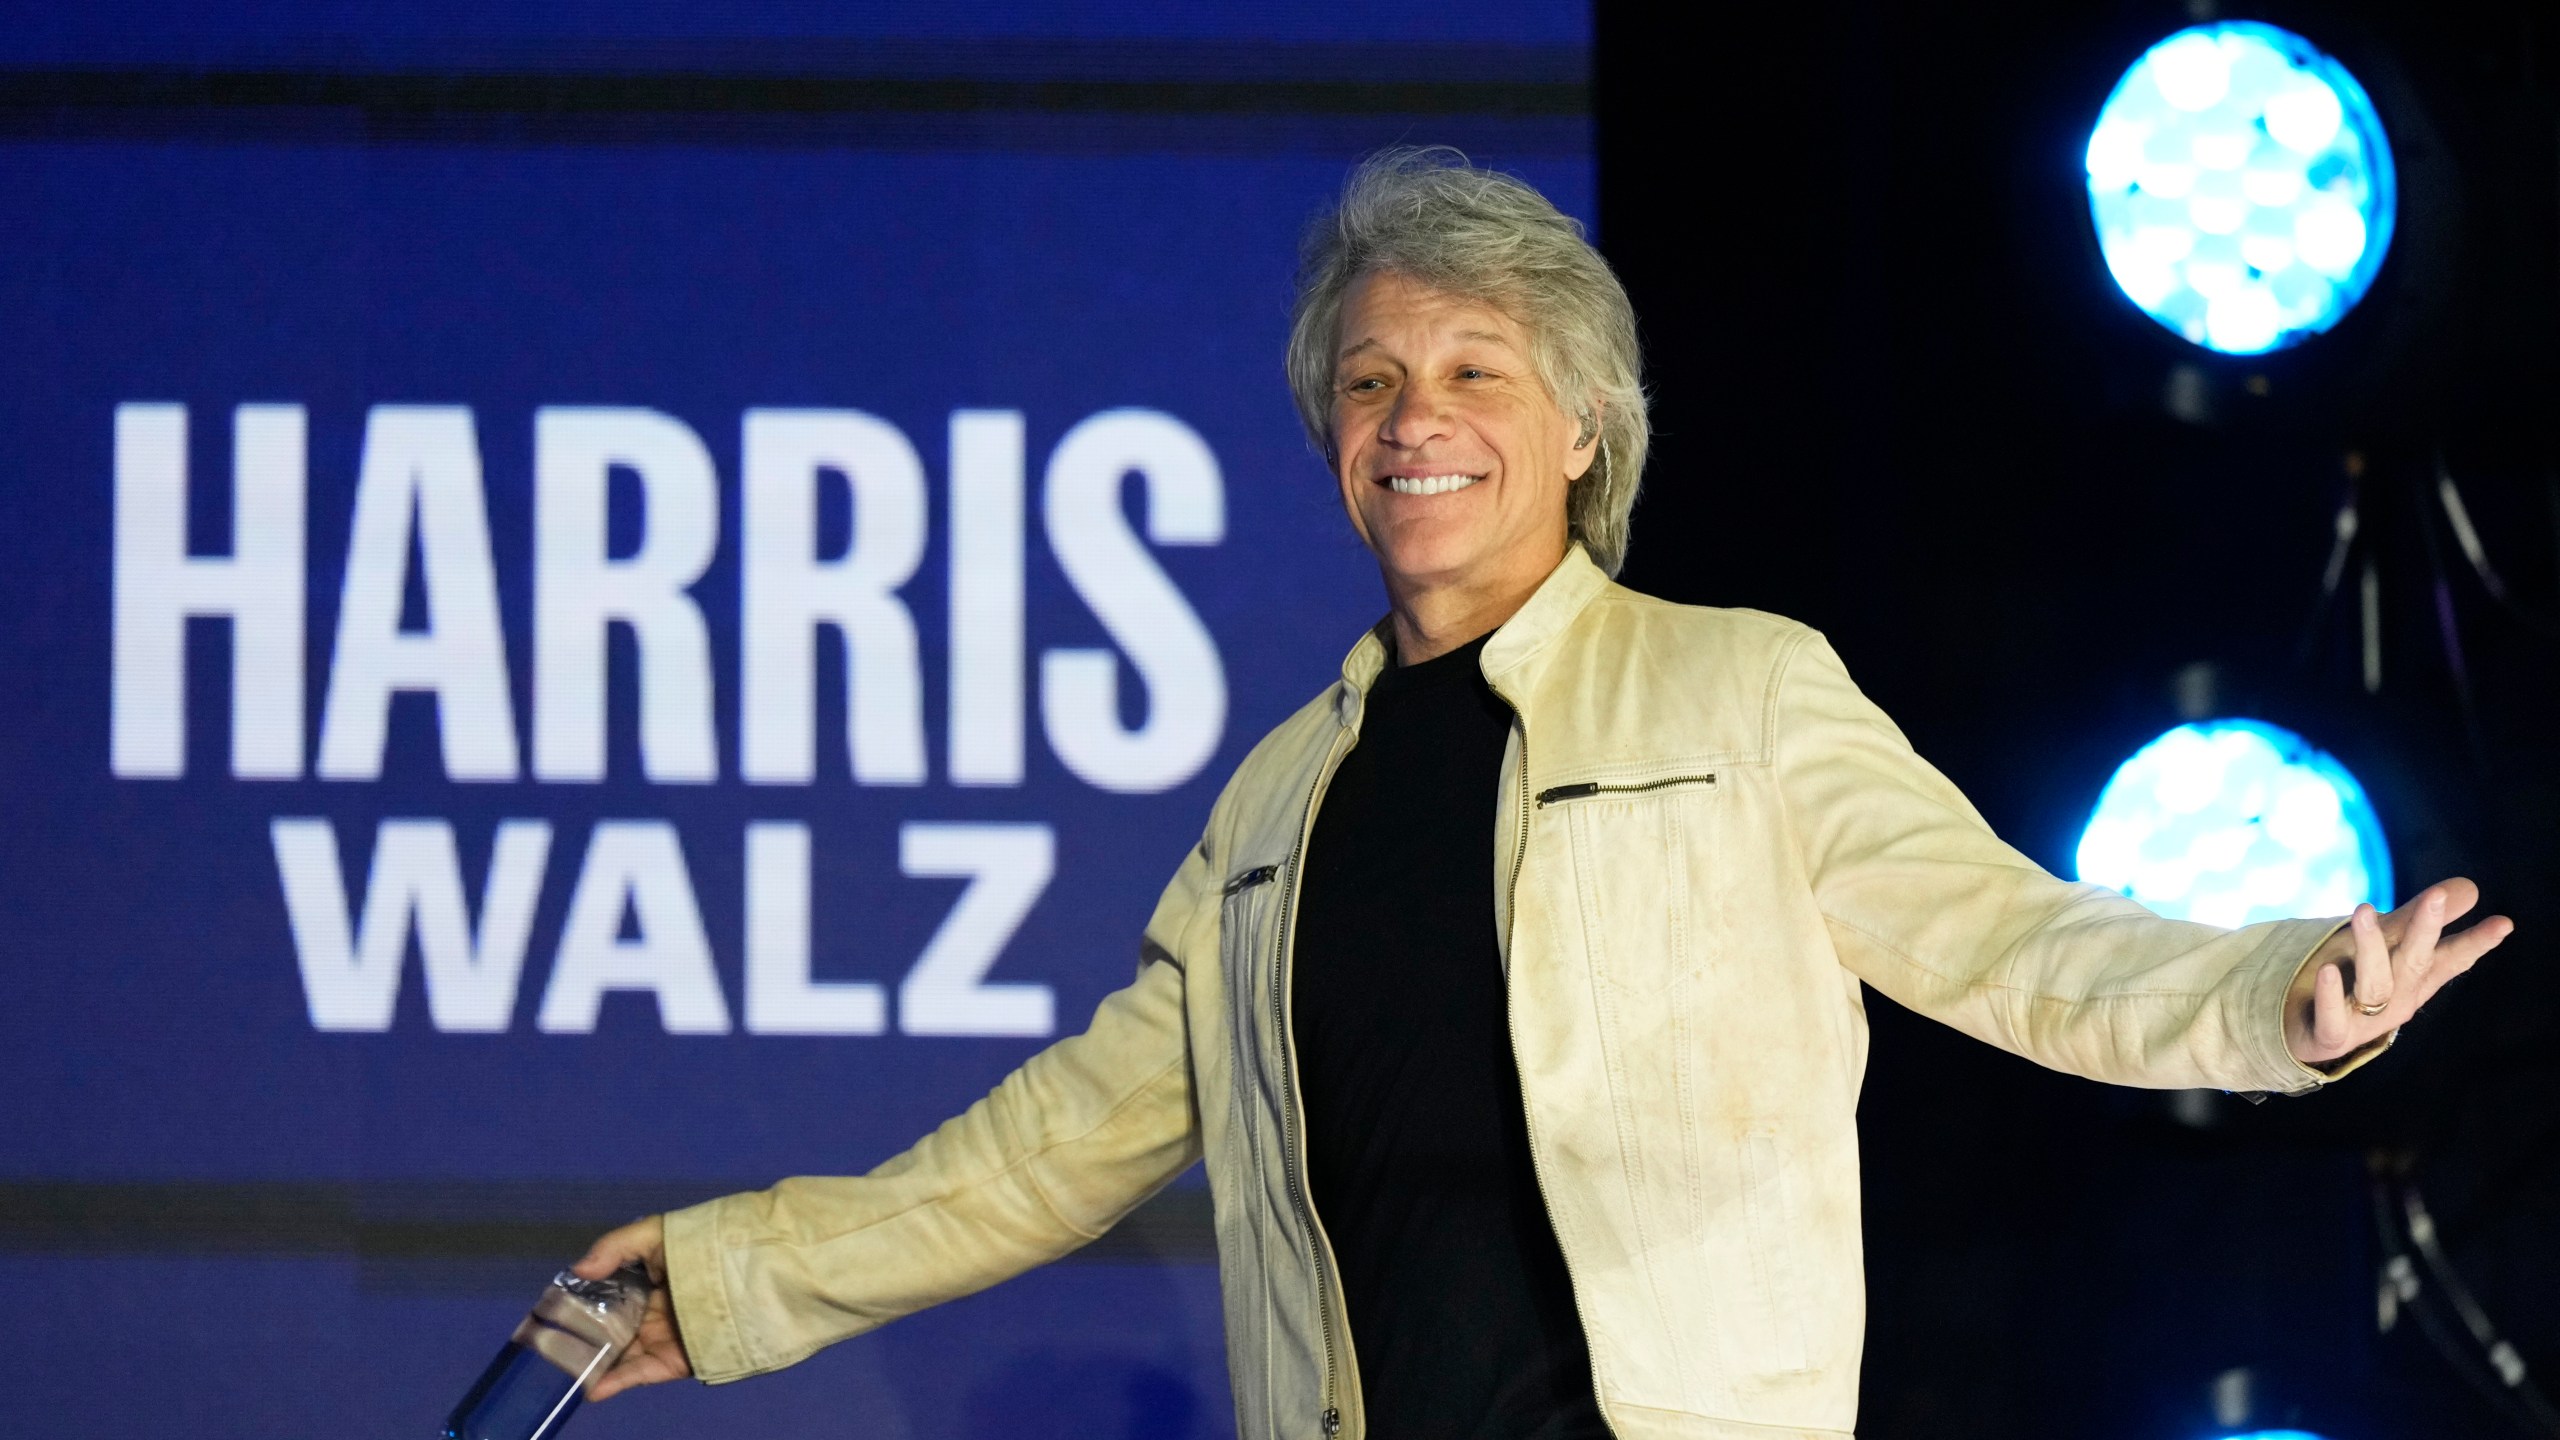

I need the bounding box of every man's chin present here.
[1369,526,1568,599]
[1371,538,1485,593]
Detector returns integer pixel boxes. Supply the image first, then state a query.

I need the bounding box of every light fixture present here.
[2075,719,2391,928]
[2086,22,2396,355]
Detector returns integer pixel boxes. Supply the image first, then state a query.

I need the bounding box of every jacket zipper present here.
[1535,773,1716,807]
[1224,864,1279,896]
[1496,696,1622,1437]
[1273,729,1352,1438]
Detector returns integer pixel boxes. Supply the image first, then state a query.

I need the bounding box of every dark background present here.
[1600,1,2560,1435]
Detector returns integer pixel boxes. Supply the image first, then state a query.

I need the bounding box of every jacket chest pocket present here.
[1543,773,1721,999]
[1219,862,1284,1010]
[1217,864,1286,1116]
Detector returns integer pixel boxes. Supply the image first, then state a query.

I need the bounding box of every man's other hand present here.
[572,1215,693,1400]
[2285,877,2514,1067]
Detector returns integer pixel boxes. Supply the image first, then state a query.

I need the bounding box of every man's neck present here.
[1383,546,1566,666]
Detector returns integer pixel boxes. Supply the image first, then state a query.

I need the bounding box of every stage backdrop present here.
[0,4,1589,1434]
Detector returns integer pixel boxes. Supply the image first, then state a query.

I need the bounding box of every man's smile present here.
[1380,472,1484,496]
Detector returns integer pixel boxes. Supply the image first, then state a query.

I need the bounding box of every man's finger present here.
[586,1352,650,1393]
[2350,904,2393,1014]
[2313,959,2352,1055]
[590,1327,691,1400]
[2443,912,2516,962]
[572,1215,662,1281]
[2406,915,2513,1011]
[2392,888,2448,1000]
[2425,876,2482,926]
[570,1237,631,1280]
[591,1342,662,1400]
[591,1352,671,1401]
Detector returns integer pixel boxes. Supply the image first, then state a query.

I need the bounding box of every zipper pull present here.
[1223,864,1279,895]
[1535,781,1600,806]
[1320,1407,1342,1437]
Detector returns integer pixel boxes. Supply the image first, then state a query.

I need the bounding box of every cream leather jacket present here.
[663,547,2359,1439]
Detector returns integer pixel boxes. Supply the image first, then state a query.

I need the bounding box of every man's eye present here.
[1344,377,1386,393]
[1456,367,1488,380]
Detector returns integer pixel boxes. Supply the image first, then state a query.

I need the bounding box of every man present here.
[575,149,2512,1439]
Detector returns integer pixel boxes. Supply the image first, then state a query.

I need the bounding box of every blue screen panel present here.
[0,14,1588,1433]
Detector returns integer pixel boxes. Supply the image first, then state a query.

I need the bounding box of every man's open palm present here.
[2285,877,2513,1066]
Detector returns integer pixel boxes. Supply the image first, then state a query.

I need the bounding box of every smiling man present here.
[575,149,2513,1439]
[1323,268,1603,663]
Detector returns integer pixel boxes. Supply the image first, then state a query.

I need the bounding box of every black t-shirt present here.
[1291,633,1610,1439]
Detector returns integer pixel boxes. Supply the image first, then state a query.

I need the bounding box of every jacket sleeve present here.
[660,832,1219,1383]
[1772,630,2374,1095]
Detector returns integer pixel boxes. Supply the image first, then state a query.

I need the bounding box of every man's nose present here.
[1379,382,1457,449]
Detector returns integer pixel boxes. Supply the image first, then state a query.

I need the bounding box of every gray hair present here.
[1286,147,1649,576]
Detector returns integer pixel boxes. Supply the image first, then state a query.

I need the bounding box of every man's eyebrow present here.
[1335,329,1517,364]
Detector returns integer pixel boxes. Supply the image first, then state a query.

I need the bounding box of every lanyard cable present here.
[2371,1158,2560,1437]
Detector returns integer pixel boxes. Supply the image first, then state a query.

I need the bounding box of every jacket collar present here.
[1482,543,1608,682]
[1333,544,1610,718]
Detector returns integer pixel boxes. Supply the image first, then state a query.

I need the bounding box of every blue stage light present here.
[2085,22,2396,354]
[2215,1433,2335,1440]
[2075,719,2392,929]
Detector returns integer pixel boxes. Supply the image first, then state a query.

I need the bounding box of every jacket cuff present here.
[2247,916,2389,1095]
[2301,1026,2397,1083]
[662,1193,759,1384]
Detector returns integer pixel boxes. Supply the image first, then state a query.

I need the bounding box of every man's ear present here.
[1565,400,1603,482]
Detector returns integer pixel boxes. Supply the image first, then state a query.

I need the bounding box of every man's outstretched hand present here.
[2285,877,2514,1067]
[573,1215,693,1401]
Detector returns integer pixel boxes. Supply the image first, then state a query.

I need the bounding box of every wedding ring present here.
[2354,998,2390,1017]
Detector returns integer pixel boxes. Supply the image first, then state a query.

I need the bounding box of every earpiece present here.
[1574,413,1598,449]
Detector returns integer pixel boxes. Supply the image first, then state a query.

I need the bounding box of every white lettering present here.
[112,403,307,779]
[738,410,928,785]
[1040,409,1225,794]
[743,821,886,1034]
[317,406,519,781]
[532,408,719,783]
[948,409,1025,786]
[537,820,732,1033]
[273,817,551,1032]
[897,822,1054,1037]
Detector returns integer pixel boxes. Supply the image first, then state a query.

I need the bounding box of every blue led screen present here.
[0,6,1590,1434]
[2086,21,2397,355]
[2075,719,2392,929]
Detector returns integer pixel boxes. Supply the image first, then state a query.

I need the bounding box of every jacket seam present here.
[1764,629,1822,885]
[1537,753,1763,788]
[1567,803,1696,1403]
[1003,1049,1196,1242]
[1821,909,2229,1004]
[1763,628,1816,767]
[706,1202,766,1375]
[1162,831,1221,977]
[1207,786,1284,1435]
[765,1047,1191,1268]
[1014,1135,1106,1243]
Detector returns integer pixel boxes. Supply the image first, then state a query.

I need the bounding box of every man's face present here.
[1328,270,1594,598]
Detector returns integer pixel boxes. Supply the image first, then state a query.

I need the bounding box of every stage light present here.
[2214,1433,2334,1440]
[2075,719,2392,929]
[2085,22,2396,355]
